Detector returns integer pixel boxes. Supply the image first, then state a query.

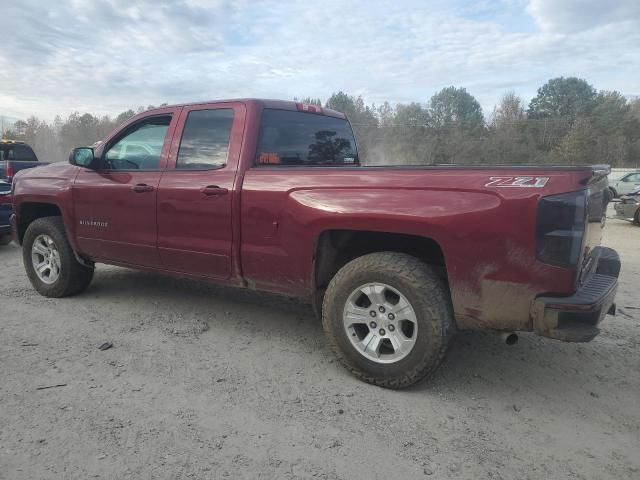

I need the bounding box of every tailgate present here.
[577,169,609,285]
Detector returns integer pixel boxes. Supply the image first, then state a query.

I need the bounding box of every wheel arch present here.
[15,202,64,245]
[313,229,448,295]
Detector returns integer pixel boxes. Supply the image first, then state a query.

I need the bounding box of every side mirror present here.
[69,147,95,168]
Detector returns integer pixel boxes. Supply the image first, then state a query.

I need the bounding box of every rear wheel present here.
[322,252,455,389]
[634,208,640,225]
[23,216,94,297]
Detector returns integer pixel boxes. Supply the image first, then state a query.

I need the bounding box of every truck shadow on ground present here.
[86,265,314,318]
[82,266,621,398]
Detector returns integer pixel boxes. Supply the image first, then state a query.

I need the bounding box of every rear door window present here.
[176,109,234,170]
[257,109,358,166]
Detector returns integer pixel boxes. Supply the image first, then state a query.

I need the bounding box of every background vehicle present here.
[614,185,640,224]
[610,171,640,197]
[0,140,46,183]
[0,180,12,245]
[10,99,620,388]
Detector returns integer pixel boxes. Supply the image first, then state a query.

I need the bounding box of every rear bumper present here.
[531,247,620,342]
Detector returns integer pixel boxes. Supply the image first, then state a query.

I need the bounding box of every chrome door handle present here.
[132,183,154,193]
[201,186,228,196]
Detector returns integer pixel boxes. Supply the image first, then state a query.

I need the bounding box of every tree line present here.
[2,77,640,167]
[1,106,162,164]
[316,78,640,167]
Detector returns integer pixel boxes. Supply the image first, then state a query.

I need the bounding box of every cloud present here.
[0,0,639,121]
[527,0,640,32]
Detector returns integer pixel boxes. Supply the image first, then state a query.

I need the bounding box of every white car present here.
[611,171,640,197]
[614,185,640,224]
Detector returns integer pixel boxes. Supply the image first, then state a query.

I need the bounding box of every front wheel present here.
[322,252,455,389]
[23,216,94,297]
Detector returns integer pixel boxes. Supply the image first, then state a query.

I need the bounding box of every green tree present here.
[1,129,17,140]
[325,92,377,125]
[487,92,533,164]
[381,103,435,165]
[326,91,379,163]
[294,97,322,106]
[527,77,597,121]
[429,86,484,130]
[115,109,136,126]
[376,102,394,127]
[325,91,354,115]
[492,91,525,127]
[13,120,28,140]
[552,90,640,166]
[32,120,61,163]
[556,118,598,164]
[428,87,485,163]
[394,103,430,126]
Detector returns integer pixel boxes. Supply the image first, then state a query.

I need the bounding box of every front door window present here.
[104,116,170,170]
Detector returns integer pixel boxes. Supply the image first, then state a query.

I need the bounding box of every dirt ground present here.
[1,210,639,480]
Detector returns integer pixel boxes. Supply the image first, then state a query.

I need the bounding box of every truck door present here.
[73,109,180,266]
[156,103,246,278]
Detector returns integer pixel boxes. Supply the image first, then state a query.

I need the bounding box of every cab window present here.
[104,116,171,170]
[256,109,358,166]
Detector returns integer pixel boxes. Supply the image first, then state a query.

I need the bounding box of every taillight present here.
[6,163,14,183]
[295,103,323,114]
[536,190,587,267]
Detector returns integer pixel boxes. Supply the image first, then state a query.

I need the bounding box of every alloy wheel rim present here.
[343,282,418,364]
[31,234,61,284]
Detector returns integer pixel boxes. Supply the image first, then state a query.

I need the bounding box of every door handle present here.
[201,186,229,196]
[132,183,154,193]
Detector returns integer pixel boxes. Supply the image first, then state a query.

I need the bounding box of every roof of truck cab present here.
[145,99,347,119]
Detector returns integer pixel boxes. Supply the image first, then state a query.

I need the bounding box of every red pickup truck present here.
[10,99,620,388]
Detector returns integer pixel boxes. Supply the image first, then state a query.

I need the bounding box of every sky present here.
[0,0,639,122]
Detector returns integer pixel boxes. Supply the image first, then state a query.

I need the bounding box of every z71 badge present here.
[485,176,549,188]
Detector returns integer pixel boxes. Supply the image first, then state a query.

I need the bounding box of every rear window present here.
[0,144,37,161]
[257,109,358,166]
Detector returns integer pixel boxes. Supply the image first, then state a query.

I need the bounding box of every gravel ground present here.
[1,211,639,480]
